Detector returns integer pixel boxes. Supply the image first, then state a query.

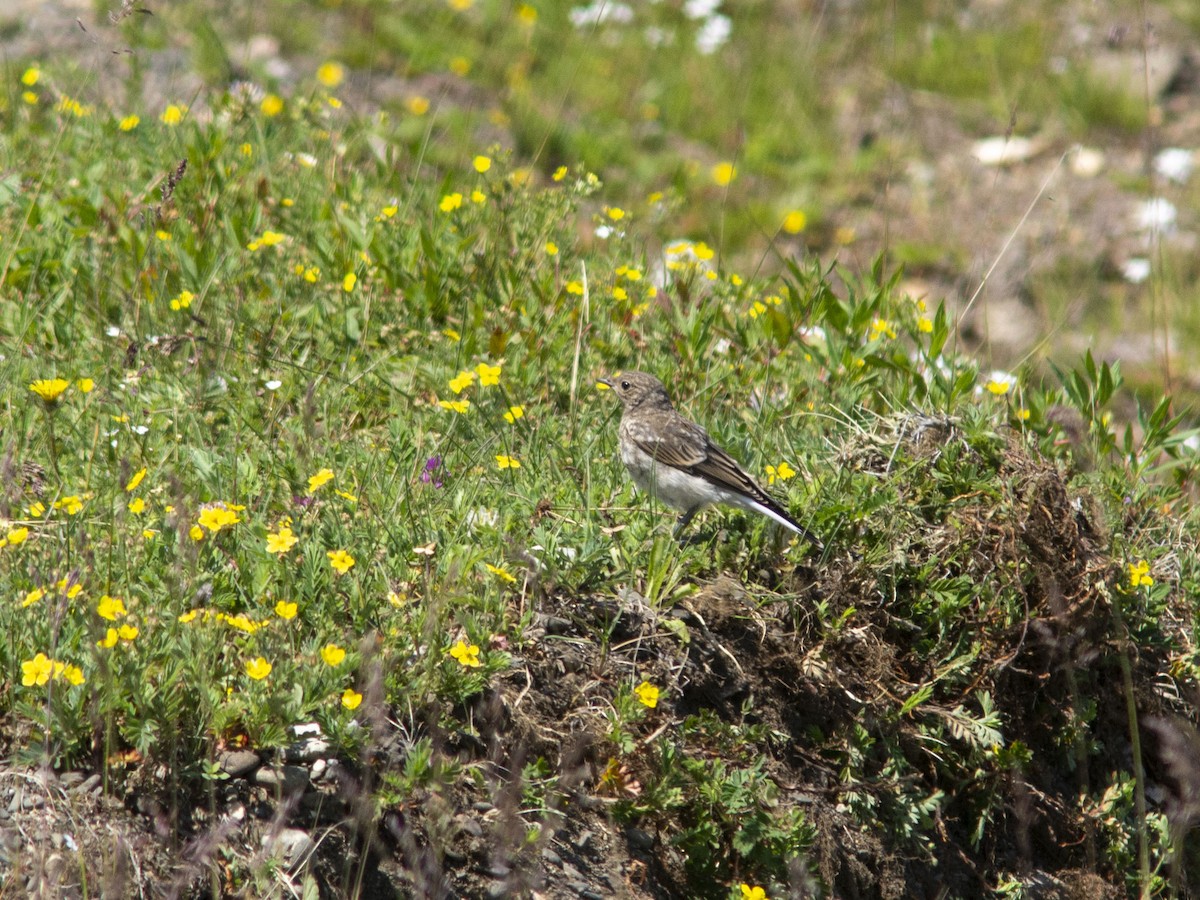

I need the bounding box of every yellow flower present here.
[471,189,487,204]
[475,362,501,386]
[486,563,517,583]
[343,272,357,292]
[765,462,796,485]
[245,657,272,680]
[126,468,147,491]
[449,370,476,393]
[308,468,335,492]
[275,600,298,619]
[61,664,85,686]
[156,230,172,242]
[197,506,239,533]
[317,61,345,87]
[473,155,492,173]
[21,66,40,86]
[438,399,470,414]
[449,640,481,668]
[29,378,70,403]
[740,885,768,900]
[711,161,736,186]
[341,688,363,710]
[918,316,934,333]
[495,455,520,470]
[503,405,524,424]
[634,681,659,708]
[189,524,204,542]
[260,94,284,116]
[7,527,29,546]
[328,549,355,574]
[606,207,625,221]
[161,103,185,125]
[1128,560,1154,588]
[782,210,807,234]
[544,241,558,256]
[22,91,37,105]
[117,624,139,641]
[449,56,471,77]
[21,653,54,687]
[55,495,84,515]
[99,628,119,649]
[566,281,583,295]
[119,114,140,131]
[321,644,346,667]
[406,95,430,116]
[439,192,463,212]
[516,3,537,24]
[179,610,199,623]
[128,497,146,515]
[22,587,45,608]
[267,526,298,555]
[97,594,128,621]
[552,166,568,182]
[869,318,897,340]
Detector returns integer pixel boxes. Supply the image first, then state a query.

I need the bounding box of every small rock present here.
[573,830,594,852]
[486,882,509,899]
[565,882,590,896]
[624,827,654,850]
[541,615,573,635]
[457,816,483,838]
[218,750,261,779]
[542,848,562,867]
[262,827,316,869]
[75,774,102,795]
[310,759,327,780]
[579,891,604,900]
[254,765,309,797]
[59,772,85,789]
[22,794,44,811]
[471,800,495,813]
[285,738,330,764]
[563,863,584,881]
[292,722,323,738]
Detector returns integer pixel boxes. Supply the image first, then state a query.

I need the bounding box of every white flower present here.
[265,379,283,390]
[683,0,720,18]
[1153,148,1193,184]
[695,14,731,54]
[1135,198,1177,235]
[1121,258,1151,284]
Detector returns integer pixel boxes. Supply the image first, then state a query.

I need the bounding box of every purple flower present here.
[421,456,444,488]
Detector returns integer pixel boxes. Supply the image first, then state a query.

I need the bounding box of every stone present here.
[254,765,309,797]
[285,738,330,763]
[262,827,316,869]
[218,750,261,779]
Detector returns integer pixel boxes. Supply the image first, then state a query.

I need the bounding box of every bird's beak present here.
[596,376,614,390]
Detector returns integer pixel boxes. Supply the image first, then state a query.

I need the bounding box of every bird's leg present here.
[673,507,699,541]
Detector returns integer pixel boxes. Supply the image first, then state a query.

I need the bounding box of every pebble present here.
[310,759,327,780]
[573,830,594,852]
[562,863,584,881]
[59,771,85,789]
[218,749,262,779]
[285,738,330,763]
[254,765,309,797]
[262,827,316,869]
[76,774,102,795]
[624,827,654,850]
[542,848,562,867]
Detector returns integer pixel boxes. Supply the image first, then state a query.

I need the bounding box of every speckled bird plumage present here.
[600,371,820,546]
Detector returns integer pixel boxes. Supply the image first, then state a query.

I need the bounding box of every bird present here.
[598,371,821,547]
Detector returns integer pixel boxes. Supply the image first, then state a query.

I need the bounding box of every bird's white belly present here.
[620,442,732,512]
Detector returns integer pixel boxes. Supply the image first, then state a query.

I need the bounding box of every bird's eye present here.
[620,381,631,390]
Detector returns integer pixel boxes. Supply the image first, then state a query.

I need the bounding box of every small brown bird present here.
[599,371,821,546]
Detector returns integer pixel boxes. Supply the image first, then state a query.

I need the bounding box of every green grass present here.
[4,4,1200,897]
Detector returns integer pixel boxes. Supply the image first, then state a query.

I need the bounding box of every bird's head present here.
[598,371,674,412]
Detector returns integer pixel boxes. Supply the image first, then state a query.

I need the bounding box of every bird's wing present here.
[626,414,763,499]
